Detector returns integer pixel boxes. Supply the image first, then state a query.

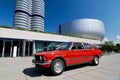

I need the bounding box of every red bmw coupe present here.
[32,42,102,75]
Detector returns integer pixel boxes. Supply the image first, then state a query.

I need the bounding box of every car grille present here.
[35,56,40,61]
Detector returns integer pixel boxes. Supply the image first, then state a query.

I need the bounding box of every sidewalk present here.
[0,54,120,80]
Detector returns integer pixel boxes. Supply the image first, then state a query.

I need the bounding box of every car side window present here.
[72,43,83,50]
[83,43,93,49]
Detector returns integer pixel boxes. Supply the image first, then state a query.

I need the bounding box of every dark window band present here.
[31,14,44,19]
[15,10,44,19]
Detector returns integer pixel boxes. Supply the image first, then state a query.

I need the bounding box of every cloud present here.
[101,36,120,44]
[102,37,109,42]
[102,37,109,43]
[116,35,120,40]
[115,35,120,44]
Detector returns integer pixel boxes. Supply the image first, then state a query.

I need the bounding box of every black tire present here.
[35,64,39,68]
[92,56,99,65]
[50,59,65,76]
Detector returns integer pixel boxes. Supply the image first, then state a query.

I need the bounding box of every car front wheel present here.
[50,59,65,76]
[92,56,99,65]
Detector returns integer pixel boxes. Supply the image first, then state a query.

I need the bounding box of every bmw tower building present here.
[14,0,44,31]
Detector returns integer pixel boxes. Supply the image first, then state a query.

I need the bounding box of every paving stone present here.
[0,54,120,80]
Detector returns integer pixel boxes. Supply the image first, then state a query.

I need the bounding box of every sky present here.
[0,0,120,43]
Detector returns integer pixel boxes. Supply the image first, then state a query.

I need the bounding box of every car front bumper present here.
[32,59,51,68]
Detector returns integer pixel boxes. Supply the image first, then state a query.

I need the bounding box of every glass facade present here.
[0,40,3,57]
[14,0,44,31]
[0,39,33,58]
[0,38,60,58]
[35,41,50,52]
[4,40,12,57]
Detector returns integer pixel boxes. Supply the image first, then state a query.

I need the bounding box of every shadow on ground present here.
[23,63,90,77]
[23,67,50,77]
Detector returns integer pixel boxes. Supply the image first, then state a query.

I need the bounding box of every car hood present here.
[34,50,62,56]
[35,50,66,55]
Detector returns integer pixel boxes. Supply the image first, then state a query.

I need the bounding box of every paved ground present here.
[0,54,120,80]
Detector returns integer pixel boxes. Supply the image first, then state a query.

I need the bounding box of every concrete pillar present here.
[2,40,5,57]
[28,42,30,56]
[10,41,13,57]
[18,41,20,57]
[22,40,26,57]
[32,41,36,55]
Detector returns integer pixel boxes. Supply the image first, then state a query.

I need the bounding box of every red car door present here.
[83,43,94,62]
[66,43,86,66]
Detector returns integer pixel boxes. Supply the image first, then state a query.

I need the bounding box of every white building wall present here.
[0,28,101,44]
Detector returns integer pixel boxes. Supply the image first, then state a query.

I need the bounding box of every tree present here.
[100,41,115,52]
[114,43,120,52]
[0,26,11,28]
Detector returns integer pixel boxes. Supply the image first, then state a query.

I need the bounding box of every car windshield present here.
[56,42,71,50]
[46,42,61,51]
[37,42,70,52]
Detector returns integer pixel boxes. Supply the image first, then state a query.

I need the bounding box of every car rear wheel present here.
[50,59,65,76]
[92,56,99,65]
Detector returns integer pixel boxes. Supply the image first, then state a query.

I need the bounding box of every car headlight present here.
[40,56,42,61]
[39,56,48,61]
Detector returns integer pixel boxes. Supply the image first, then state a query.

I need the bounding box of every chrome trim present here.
[32,59,51,65]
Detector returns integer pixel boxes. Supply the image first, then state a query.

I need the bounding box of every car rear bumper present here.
[32,59,51,68]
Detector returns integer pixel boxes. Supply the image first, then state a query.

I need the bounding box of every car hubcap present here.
[95,57,99,64]
[54,62,63,73]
